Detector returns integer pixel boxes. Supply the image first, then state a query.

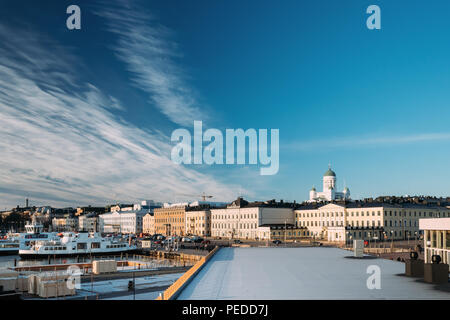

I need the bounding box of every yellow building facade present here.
[154,206,186,236]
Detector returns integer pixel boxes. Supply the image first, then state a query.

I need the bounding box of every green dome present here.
[324,168,336,177]
[311,186,316,191]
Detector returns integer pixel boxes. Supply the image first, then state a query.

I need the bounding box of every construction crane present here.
[198,193,213,202]
[177,192,213,202]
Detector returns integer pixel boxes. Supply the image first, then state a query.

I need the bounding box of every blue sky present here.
[0,0,450,209]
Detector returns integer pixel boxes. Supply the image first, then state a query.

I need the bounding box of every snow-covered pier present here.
[177,247,450,299]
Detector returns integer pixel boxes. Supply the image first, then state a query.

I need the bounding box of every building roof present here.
[295,201,450,211]
[226,197,297,209]
[324,168,336,177]
[177,247,450,300]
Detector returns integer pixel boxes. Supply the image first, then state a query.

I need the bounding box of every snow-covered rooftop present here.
[177,247,450,300]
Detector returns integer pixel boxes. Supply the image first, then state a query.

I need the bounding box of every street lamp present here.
[390,230,394,249]
[414,231,418,247]
[346,231,350,248]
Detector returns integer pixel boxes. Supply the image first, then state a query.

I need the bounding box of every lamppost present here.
[374,231,377,248]
[414,231,418,248]
[390,230,394,250]
[346,231,350,248]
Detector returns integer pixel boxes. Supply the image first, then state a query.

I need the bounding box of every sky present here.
[0,0,450,209]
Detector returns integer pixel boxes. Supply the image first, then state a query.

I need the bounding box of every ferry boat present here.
[19,232,138,259]
[19,221,59,251]
[0,237,19,255]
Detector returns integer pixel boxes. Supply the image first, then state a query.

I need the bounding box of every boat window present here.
[91,242,100,249]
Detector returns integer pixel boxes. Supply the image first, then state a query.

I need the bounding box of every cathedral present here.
[308,166,350,202]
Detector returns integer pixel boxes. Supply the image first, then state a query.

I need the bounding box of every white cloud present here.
[98,1,206,127]
[0,23,238,209]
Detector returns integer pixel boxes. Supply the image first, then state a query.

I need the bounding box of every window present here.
[446,231,450,249]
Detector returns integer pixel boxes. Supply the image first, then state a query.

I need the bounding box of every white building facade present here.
[51,217,78,232]
[78,215,98,232]
[211,198,294,240]
[296,203,450,243]
[420,217,450,264]
[142,213,155,235]
[99,210,148,234]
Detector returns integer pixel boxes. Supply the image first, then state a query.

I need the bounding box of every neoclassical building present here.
[309,166,350,202]
[295,202,450,242]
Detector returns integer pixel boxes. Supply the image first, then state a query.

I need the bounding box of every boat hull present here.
[0,249,19,256]
[19,249,139,259]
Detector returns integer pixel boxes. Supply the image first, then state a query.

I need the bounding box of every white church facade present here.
[309,166,350,202]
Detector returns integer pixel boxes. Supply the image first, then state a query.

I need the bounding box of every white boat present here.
[0,238,19,255]
[19,232,137,259]
[18,221,59,251]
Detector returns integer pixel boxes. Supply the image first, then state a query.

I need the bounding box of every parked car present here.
[272,240,282,245]
[192,237,204,243]
[181,237,192,243]
[163,238,174,245]
[233,239,242,244]
[201,240,211,244]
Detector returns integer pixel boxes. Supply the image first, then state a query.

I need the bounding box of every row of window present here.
[212,223,258,230]
[106,244,126,248]
[44,246,66,251]
[297,211,449,218]
[155,218,184,223]
[213,213,258,220]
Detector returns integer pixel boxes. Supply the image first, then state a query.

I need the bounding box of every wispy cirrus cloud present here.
[285,132,450,152]
[97,1,206,127]
[0,22,237,208]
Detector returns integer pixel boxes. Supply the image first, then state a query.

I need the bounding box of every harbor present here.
[0,249,204,300]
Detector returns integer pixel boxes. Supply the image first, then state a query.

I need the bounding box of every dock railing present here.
[156,246,220,300]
